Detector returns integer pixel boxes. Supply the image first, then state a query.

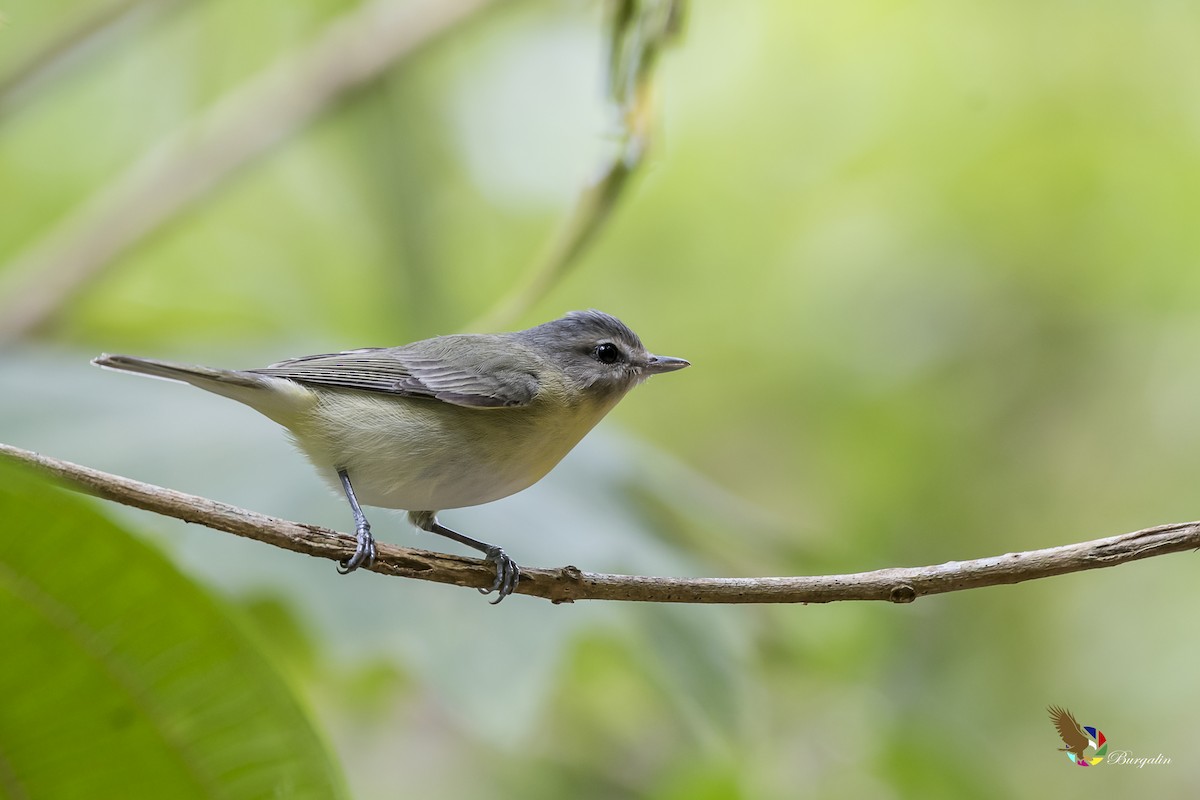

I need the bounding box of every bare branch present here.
[0,0,501,341]
[3,442,1197,604]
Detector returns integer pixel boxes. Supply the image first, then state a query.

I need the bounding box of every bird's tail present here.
[93,354,264,389]
[92,354,308,422]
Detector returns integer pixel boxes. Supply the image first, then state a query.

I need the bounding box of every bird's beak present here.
[643,354,690,374]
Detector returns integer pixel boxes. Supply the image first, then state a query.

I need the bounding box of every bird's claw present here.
[480,545,520,604]
[337,522,376,574]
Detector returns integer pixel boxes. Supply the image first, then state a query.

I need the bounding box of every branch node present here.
[546,564,585,604]
[889,584,917,604]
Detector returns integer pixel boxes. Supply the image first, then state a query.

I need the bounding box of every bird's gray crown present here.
[519,309,644,352]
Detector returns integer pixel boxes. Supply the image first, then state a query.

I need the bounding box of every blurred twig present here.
[468,0,686,332]
[5,443,1196,605]
[0,0,501,342]
[0,0,186,119]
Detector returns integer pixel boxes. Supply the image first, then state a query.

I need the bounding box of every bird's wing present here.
[1047,706,1091,754]
[250,338,540,409]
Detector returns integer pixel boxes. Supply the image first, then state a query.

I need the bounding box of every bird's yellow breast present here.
[282,383,624,511]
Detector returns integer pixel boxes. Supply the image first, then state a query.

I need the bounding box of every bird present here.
[93,310,689,603]
[1047,705,1091,763]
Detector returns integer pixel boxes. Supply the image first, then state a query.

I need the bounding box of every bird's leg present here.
[336,469,376,574]
[408,511,520,603]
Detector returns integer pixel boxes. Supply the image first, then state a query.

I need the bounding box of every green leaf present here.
[0,463,348,800]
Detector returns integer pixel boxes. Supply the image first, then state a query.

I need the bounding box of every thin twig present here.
[0,0,185,118]
[467,0,685,332]
[3,443,1196,605]
[0,0,501,341]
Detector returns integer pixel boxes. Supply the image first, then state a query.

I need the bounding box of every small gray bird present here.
[93,310,689,603]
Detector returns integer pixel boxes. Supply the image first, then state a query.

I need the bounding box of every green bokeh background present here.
[2,0,1196,796]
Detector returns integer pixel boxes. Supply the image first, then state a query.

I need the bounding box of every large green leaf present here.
[0,463,348,800]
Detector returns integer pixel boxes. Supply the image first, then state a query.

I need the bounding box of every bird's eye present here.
[593,342,621,364]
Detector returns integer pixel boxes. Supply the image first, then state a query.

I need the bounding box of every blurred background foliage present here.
[2,0,1198,797]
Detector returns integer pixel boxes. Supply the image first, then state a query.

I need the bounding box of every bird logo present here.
[1047,705,1108,766]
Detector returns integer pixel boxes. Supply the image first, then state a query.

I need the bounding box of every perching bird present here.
[93,310,689,603]
[1047,705,1091,762]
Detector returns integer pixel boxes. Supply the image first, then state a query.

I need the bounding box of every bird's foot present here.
[337,521,376,574]
[480,546,520,604]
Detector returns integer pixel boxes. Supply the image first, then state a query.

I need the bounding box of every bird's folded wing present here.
[250,344,540,408]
